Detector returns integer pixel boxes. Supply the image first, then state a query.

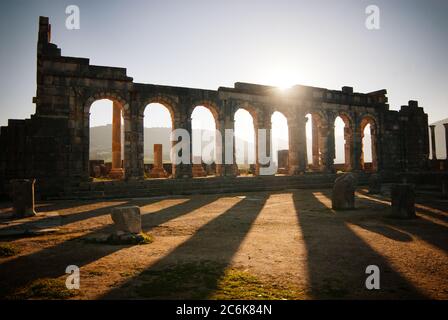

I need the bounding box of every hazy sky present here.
[0,0,447,154]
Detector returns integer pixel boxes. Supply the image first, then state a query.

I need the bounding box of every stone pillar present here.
[370,125,378,171]
[172,115,193,178]
[219,114,237,177]
[312,118,320,167]
[429,125,437,160]
[352,125,363,171]
[288,115,307,175]
[192,156,207,177]
[255,117,272,176]
[444,123,448,159]
[149,144,168,178]
[344,127,353,171]
[320,122,335,173]
[109,101,124,179]
[331,173,357,210]
[11,179,37,218]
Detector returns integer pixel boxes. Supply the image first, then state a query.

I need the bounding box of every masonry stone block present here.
[111,206,142,234]
[332,173,357,210]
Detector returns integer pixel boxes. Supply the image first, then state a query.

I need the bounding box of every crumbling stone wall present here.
[0,17,430,198]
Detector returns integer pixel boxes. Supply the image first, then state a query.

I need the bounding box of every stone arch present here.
[189,101,221,177]
[359,114,378,172]
[335,112,354,171]
[305,110,327,170]
[233,105,258,175]
[189,100,220,122]
[140,95,179,179]
[83,92,129,180]
[140,94,178,126]
[270,110,290,174]
[233,102,259,128]
[83,92,129,118]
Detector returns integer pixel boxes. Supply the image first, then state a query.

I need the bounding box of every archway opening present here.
[306,113,323,171]
[89,99,124,180]
[334,116,353,172]
[305,113,313,167]
[360,117,377,172]
[271,111,289,174]
[234,108,256,175]
[191,106,217,177]
[143,103,173,178]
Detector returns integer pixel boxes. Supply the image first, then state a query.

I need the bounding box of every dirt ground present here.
[0,187,447,299]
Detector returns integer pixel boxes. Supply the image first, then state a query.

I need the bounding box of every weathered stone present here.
[368,173,382,194]
[192,156,207,177]
[11,179,37,218]
[149,144,168,178]
[111,206,142,234]
[391,184,416,219]
[0,16,432,199]
[332,173,357,210]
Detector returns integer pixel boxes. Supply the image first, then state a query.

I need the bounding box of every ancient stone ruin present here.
[332,173,357,210]
[149,144,169,178]
[0,17,430,199]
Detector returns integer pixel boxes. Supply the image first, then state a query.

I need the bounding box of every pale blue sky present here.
[0,0,448,125]
[0,0,447,136]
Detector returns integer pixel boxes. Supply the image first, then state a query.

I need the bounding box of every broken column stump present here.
[332,173,357,210]
[11,179,37,218]
[111,206,142,234]
[192,156,207,177]
[108,206,149,244]
[368,173,382,194]
[149,144,168,178]
[391,184,416,219]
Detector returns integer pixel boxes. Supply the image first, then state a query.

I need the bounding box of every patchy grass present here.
[87,270,105,277]
[8,278,79,300]
[135,261,303,300]
[85,232,153,245]
[0,242,19,257]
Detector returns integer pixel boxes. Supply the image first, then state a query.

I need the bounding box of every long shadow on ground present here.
[0,195,218,298]
[293,189,428,299]
[101,193,268,299]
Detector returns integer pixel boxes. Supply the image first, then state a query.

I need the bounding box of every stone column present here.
[109,101,124,179]
[320,122,335,173]
[288,115,307,175]
[444,123,448,159]
[255,117,272,176]
[172,116,193,178]
[371,125,378,171]
[149,144,168,178]
[429,125,437,160]
[344,126,353,171]
[352,125,363,171]
[312,118,320,167]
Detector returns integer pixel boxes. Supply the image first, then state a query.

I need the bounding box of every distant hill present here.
[89,125,370,164]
